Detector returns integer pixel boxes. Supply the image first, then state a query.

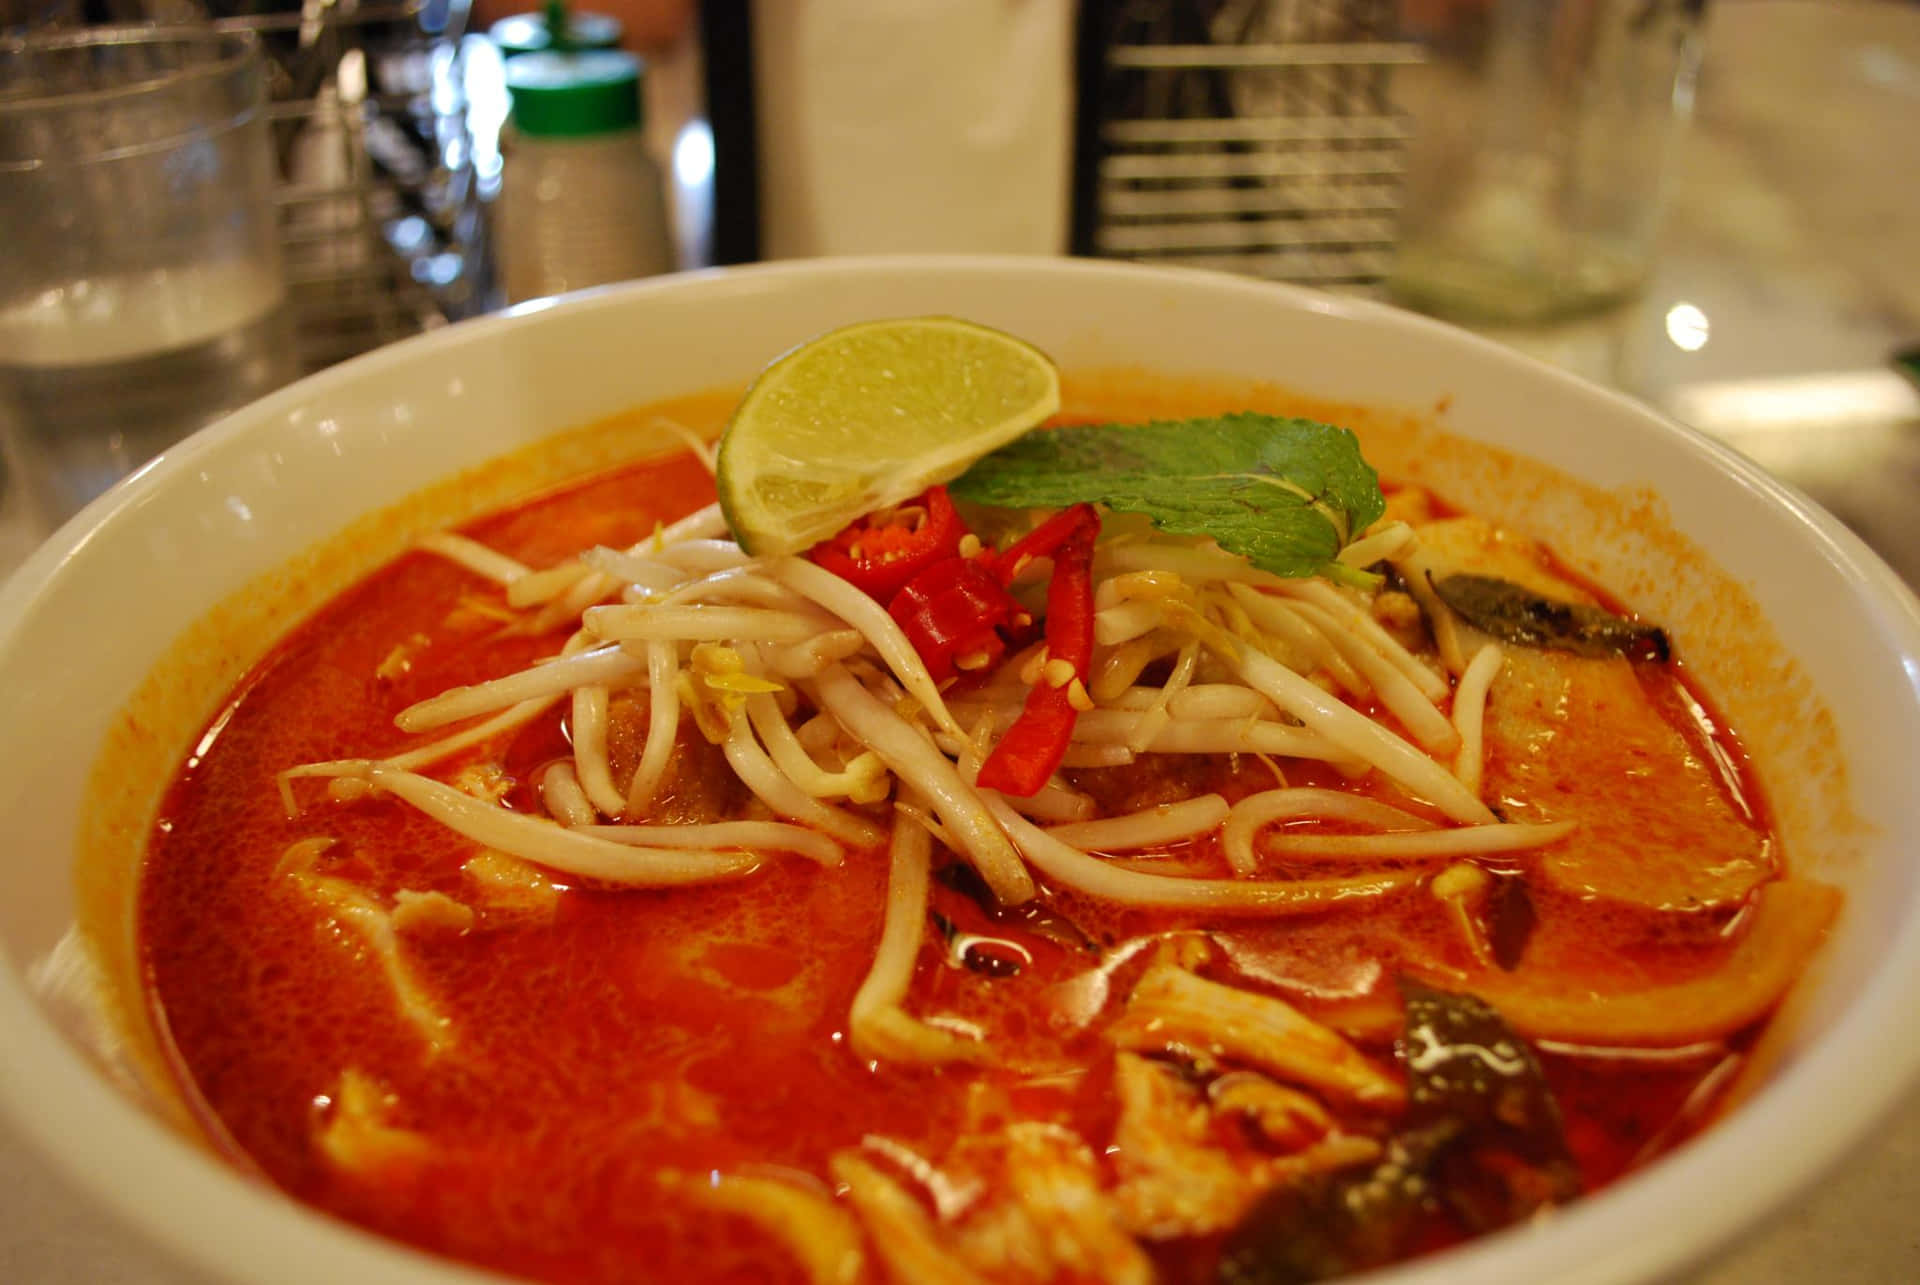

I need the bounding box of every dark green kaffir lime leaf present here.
[1430,573,1670,661]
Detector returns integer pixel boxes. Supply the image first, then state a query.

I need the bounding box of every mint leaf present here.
[950,414,1385,580]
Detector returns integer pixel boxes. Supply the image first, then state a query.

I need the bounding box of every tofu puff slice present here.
[1404,516,1772,912]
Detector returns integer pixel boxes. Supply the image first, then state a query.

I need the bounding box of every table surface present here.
[4,2,1920,1282]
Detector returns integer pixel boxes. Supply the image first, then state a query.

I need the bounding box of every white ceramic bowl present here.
[3,257,1919,1285]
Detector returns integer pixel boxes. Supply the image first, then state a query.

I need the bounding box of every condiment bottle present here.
[495,47,672,304]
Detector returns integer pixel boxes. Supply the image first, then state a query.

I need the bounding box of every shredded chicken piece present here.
[374,631,433,681]
[461,850,562,916]
[1108,963,1405,1110]
[1207,1071,1334,1149]
[1270,1132,1385,1182]
[279,839,453,1051]
[452,762,513,804]
[992,1123,1156,1285]
[661,1169,867,1285]
[948,1197,1051,1283]
[1108,1053,1258,1239]
[390,889,475,936]
[831,1152,991,1285]
[317,1068,429,1175]
[1107,1056,1382,1243]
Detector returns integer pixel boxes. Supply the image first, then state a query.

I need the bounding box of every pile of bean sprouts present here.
[279,445,1574,922]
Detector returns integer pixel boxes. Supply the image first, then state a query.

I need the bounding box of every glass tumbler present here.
[0,25,296,526]
[1389,0,1706,325]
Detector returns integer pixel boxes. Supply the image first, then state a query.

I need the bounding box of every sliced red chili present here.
[808,485,967,603]
[977,505,1100,796]
[987,502,1099,587]
[888,555,1024,684]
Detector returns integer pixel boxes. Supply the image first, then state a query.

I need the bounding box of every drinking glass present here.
[0,24,296,526]
[1389,0,1706,325]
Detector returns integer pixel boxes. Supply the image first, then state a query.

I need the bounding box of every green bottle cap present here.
[490,6,624,57]
[504,50,644,137]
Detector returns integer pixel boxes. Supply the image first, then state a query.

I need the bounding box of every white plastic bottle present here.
[495,49,672,304]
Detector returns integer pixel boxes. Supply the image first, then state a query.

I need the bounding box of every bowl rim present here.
[3,253,1919,1285]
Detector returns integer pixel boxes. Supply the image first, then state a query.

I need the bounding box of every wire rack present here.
[1082,0,1418,290]
[210,0,488,371]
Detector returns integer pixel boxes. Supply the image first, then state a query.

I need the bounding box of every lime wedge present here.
[716,316,1061,556]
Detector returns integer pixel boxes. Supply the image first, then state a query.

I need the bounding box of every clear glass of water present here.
[0,24,298,527]
[1388,0,1706,326]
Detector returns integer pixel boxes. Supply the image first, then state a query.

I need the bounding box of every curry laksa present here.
[139,336,1838,1284]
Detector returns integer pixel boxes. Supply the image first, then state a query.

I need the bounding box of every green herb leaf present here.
[950,415,1386,581]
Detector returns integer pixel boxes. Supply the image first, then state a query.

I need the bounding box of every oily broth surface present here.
[128,376,1791,1283]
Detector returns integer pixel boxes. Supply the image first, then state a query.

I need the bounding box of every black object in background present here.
[700,0,759,265]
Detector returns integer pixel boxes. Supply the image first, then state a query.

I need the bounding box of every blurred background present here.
[2,0,1915,560]
[1,1,1918,1279]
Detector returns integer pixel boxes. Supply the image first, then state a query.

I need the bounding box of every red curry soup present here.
[138,378,1839,1285]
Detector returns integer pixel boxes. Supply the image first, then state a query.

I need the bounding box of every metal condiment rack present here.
[211,0,486,371]
[1082,0,1417,290]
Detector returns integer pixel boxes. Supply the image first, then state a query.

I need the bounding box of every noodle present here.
[506,560,594,609]
[1267,578,1450,704]
[533,570,621,633]
[570,684,625,816]
[395,645,642,733]
[658,567,813,611]
[1222,583,1365,696]
[772,558,963,736]
[1227,646,1495,825]
[659,1170,865,1285]
[1221,787,1439,876]
[364,764,763,886]
[1450,642,1505,798]
[538,762,598,828]
[721,710,885,851]
[813,664,1035,904]
[585,603,837,645]
[1260,820,1576,862]
[624,640,680,815]
[652,538,753,574]
[848,811,985,1063]
[1334,520,1414,568]
[415,531,532,585]
[1044,796,1230,852]
[649,500,728,546]
[575,820,843,867]
[745,692,887,801]
[1277,596,1460,755]
[586,548,702,594]
[649,417,717,476]
[985,796,1421,915]
[761,629,868,678]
